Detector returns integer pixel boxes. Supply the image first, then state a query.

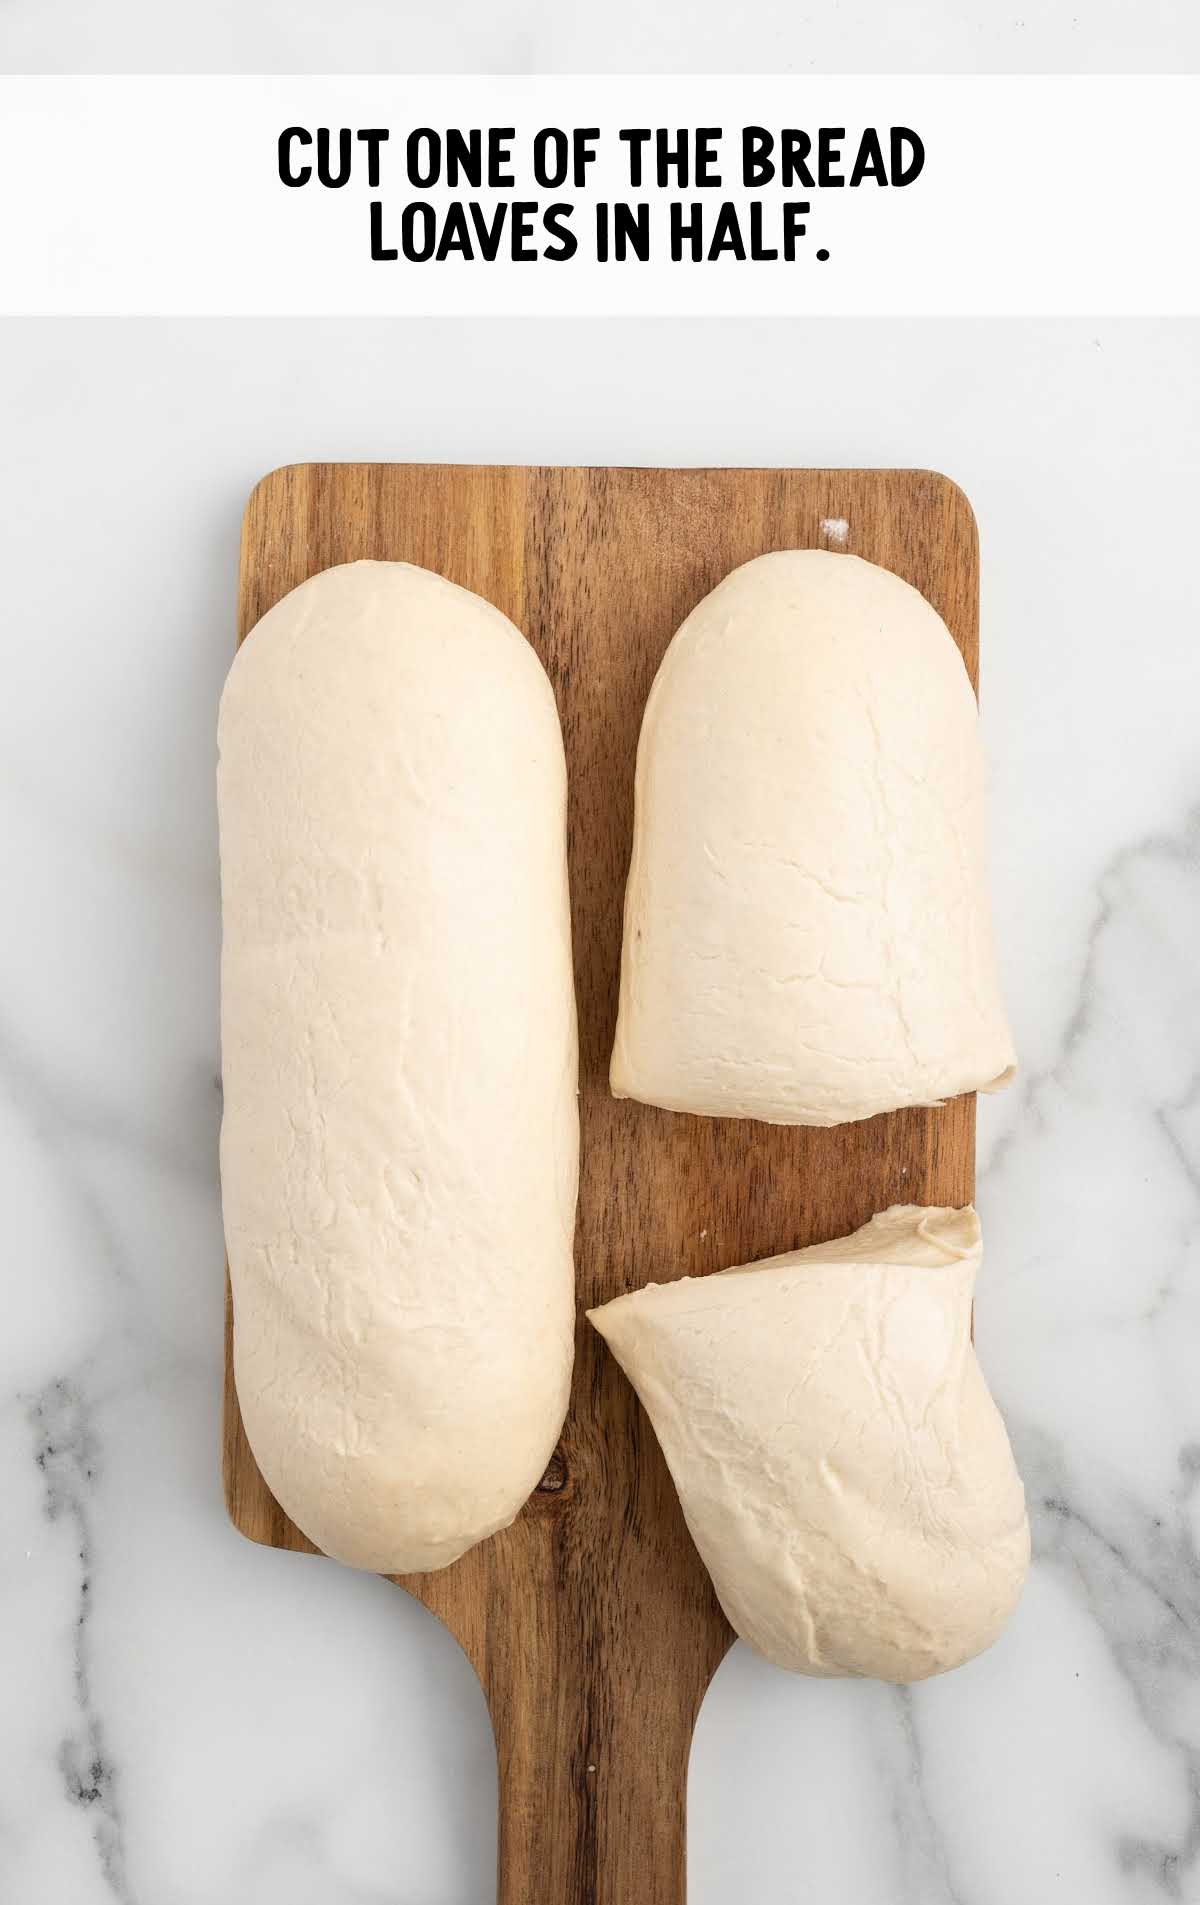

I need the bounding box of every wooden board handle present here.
[485,1621,698,1905]
[393,1444,728,1905]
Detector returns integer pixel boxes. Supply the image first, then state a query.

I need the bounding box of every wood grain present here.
[223,464,980,1905]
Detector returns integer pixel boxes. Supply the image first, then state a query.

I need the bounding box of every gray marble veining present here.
[28,1377,135,1902]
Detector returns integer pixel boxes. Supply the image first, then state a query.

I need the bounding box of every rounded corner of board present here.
[220,1465,268,1547]
[915,469,980,548]
[240,462,310,531]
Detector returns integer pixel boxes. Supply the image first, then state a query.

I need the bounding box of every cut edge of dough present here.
[587,1204,981,1333]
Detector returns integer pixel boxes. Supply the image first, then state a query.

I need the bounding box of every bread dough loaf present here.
[611,550,1015,1124]
[588,1206,1028,1682]
[219,560,578,1574]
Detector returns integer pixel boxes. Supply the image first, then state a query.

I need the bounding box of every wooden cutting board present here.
[222,464,979,1905]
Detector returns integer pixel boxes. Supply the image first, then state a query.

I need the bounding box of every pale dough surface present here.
[219,560,578,1573]
[610,550,1016,1124]
[589,1206,1029,1682]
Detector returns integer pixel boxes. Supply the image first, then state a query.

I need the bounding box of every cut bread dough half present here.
[611,550,1016,1124]
[589,1206,1029,1682]
[219,560,578,1573]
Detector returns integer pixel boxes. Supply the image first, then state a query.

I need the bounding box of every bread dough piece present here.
[588,1206,1028,1682]
[611,550,1015,1125]
[219,560,578,1573]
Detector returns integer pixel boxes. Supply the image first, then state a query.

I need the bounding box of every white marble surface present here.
[1,315,1197,1902]
[2,0,1198,72]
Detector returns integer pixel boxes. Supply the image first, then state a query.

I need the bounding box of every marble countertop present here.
[1,314,1197,1903]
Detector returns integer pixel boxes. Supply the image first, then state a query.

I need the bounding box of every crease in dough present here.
[588,1205,1029,1682]
[610,550,1017,1125]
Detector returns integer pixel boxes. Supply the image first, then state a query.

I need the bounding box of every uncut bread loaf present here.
[610,550,1015,1125]
[589,1206,1029,1683]
[218,560,578,1574]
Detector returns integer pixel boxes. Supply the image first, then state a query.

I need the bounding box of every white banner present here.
[1,75,1196,315]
